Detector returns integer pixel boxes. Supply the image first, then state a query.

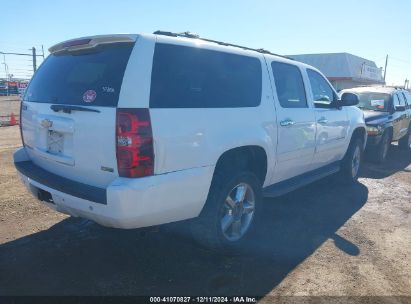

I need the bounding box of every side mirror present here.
[340,92,359,106]
[395,105,406,112]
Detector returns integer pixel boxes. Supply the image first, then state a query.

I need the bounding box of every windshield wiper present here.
[50,104,100,114]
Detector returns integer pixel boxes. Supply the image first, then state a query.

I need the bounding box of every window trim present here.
[271,61,308,109]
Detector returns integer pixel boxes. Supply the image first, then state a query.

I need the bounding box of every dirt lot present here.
[0,96,20,126]
[0,125,410,300]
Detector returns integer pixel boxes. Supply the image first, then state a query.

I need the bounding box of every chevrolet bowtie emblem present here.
[41,119,53,128]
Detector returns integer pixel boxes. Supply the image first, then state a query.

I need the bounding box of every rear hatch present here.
[21,36,135,188]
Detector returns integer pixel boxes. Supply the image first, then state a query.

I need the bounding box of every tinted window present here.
[25,43,134,107]
[405,92,411,107]
[397,93,405,105]
[149,44,262,108]
[307,69,335,106]
[271,62,307,108]
[401,92,408,105]
[393,94,401,107]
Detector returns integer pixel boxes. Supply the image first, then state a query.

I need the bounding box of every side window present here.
[401,92,408,106]
[405,92,411,108]
[150,44,262,108]
[271,61,307,108]
[393,94,401,106]
[397,93,405,105]
[307,69,336,106]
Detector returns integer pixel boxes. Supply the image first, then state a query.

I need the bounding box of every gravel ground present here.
[0,96,20,115]
[0,125,410,300]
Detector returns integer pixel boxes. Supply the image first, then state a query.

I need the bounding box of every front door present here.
[393,93,408,140]
[306,69,349,167]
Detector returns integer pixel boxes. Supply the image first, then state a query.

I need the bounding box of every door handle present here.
[317,117,328,125]
[280,119,296,127]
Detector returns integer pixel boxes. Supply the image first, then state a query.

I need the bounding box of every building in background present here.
[0,79,29,96]
[289,53,385,91]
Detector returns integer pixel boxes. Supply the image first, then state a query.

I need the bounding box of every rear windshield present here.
[351,92,392,112]
[24,43,134,107]
[150,43,262,108]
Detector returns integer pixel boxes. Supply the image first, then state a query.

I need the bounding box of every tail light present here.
[116,108,154,178]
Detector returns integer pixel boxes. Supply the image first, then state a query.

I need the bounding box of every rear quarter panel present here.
[149,57,277,186]
[150,105,277,185]
[126,36,278,187]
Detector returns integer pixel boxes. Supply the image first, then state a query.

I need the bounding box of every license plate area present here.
[47,130,64,154]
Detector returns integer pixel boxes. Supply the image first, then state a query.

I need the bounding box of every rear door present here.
[21,39,135,188]
[268,60,316,182]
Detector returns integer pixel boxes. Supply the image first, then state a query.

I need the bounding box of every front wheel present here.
[399,126,411,151]
[338,138,363,184]
[373,131,391,163]
[190,171,262,252]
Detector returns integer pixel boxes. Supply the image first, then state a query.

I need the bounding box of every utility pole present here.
[32,47,37,72]
[383,54,388,82]
[41,45,45,59]
[2,54,7,79]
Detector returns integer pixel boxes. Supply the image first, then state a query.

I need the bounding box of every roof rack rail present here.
[153,30,293,60]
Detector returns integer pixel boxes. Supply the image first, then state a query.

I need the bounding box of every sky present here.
[1,0,410,86]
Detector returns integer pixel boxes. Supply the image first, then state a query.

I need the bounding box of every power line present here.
[0,51,43,57]
[390,56,411,66]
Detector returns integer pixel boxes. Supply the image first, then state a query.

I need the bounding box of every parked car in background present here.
[341,86,411,163]
[14,31,366,251]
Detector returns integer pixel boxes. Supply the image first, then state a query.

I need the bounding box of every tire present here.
[190,170,262,253]
[338,137,363,184]
[373,131,391,163]
[399,125,411,151]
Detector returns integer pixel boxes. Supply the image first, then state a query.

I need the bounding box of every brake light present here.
[116,108,154,178]
[60,39,92,48]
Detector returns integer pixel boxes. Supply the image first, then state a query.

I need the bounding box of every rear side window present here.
[271,61,307,108]
[149,44,262,108]
[25,43,134,107]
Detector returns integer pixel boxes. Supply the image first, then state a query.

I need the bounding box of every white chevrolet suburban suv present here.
[14,31,366,250]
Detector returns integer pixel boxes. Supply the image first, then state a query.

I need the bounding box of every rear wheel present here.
[190,171,262,252]
[374,131,391,163]
[338,137,363,184]
[399,126,411,151]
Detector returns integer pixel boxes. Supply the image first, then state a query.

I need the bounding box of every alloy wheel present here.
[220,183,255,242]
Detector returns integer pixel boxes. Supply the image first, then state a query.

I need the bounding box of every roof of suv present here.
[150,32,322,72]
[48,32,328,83]
[51,32,282,57]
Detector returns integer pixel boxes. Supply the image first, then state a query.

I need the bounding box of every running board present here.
[263,162,341,198]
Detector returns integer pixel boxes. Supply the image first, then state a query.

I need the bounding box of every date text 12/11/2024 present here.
[149,296,257,303]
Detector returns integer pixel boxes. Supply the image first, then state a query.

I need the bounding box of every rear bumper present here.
[14,148,214,229]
